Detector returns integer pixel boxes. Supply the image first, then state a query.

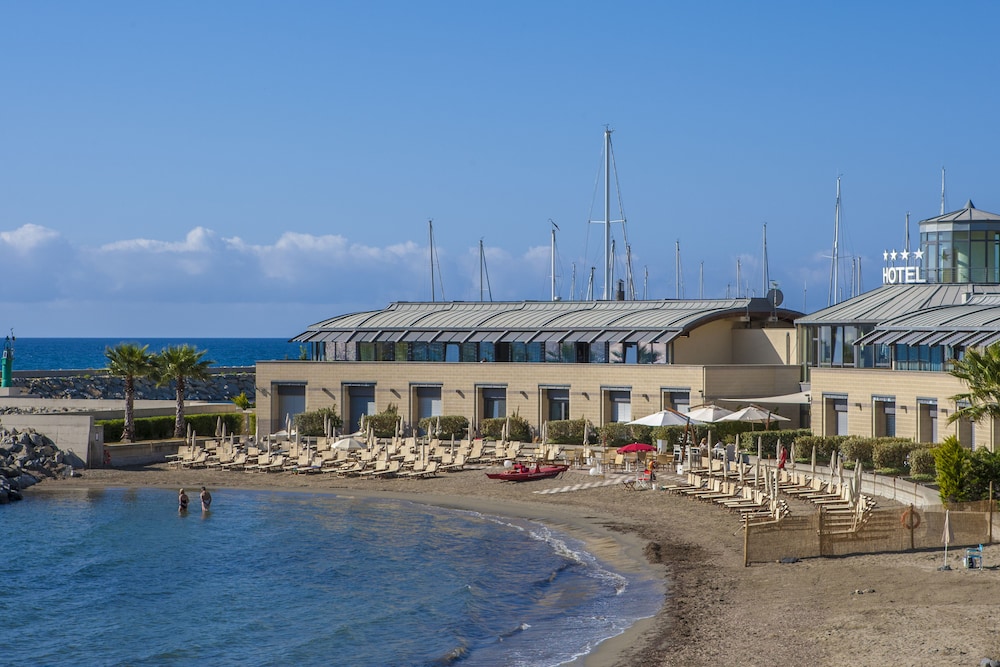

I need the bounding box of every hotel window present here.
[480,342,496,362]
[461,342,478,363]
[917,398,937,443]
[662,389,690,413]
[526,342,543,363]
[605,389,632,423]
[589,343,607,363]
[823,395,848,436]
[413,386,443,432]
[358,342,375,361]
[345,384,376,433]
[274,383,306,432]
[544,387,570,421]
[394,342,408,361]
[873,396,895,437]
[445,343,460,362]
[512,342,528,362]
[480,387,506,419]
[375,342,395,361]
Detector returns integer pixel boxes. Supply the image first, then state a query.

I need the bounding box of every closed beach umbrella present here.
[942,510,954,568]
[811,445,817,478]
[216,416,223,438]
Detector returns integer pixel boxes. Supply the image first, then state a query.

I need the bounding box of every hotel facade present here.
[256,200,1000,449]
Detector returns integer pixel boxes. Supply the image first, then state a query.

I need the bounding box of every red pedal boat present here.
[485,462,569,482]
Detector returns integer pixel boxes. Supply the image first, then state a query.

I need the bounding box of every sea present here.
[10,337,303,371]
[6,338,664,666]
[8,488,663,667]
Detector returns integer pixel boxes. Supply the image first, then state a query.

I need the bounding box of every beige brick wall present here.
[810,368,997,448]
[256,360,803,435]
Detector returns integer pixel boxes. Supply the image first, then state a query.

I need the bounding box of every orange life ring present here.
[900,508,921,530]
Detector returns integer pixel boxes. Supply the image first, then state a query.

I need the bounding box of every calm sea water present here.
[7,488,662,667]
[11,338,302,371]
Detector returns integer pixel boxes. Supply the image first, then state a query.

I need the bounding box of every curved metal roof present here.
[795,284,1000,325]
[293,298,801,344]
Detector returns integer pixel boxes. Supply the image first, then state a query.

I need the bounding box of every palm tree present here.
[948,343,1000,425]
[154,344,215,438]
[105,343,154,443]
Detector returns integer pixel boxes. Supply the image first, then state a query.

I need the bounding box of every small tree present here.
[948,343,1000,425]
[933,436,972,503]
[104,342,154,443]
[154,344,214,438]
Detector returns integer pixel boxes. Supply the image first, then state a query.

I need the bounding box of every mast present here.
[429,220,435,302]
[603,127,612,300]
[736,258,742,298]
[643,266,648,300]
[480,239,485,302]
[699,261,704,299]
[625,244,635,300]
[941,166,947,215]
[904,212,911,263]
[762,222,769,296]
[675,240,683,298]
[828,176,842,306]
[571,263,577,301]
[587,266,595,301]
[550,219,559,301]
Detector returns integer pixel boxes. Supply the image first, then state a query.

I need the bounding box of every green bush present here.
[872,438,916,470]
[365,404,400,438]
[481,414,532,441]
[294,407,343,437]
[418,415,470,440]
[908,447,936,476]
[547,419,587,445]
[969,447,1000,501]
[839,437,876,468]
[99,412,244,443]
[737,429,812,457]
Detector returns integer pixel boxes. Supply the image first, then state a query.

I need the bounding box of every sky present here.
[4,1,1000,337]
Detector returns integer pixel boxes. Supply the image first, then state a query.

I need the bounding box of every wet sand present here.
[33,465,1000,667]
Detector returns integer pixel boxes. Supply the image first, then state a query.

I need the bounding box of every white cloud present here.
[0,224,61,252]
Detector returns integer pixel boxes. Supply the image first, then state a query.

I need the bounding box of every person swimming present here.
[178,488,189,513]
[200,486,212,512]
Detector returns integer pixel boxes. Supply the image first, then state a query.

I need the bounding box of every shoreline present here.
[28,465,1000,666]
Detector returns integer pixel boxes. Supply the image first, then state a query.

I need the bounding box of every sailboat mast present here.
[603,127,612,300]
[828,176,841,306]
[941,166,947,215]
[762,222,769,295]
[429,220,435,303]
[480,239,485,302]
[550,221,557,301]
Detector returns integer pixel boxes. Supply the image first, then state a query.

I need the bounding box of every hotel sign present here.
[882,249,926,285]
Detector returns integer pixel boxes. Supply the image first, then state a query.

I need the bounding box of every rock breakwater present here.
[0,427,77,503]
[13,371,255,403]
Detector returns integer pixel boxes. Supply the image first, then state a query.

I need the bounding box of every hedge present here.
[99,412,244,443]
[365,405,401,438]
[909,447,936,476]
[547,419,588,445]
[481,414,532,442]
[294,407,343,437]
[417,415,470,440]
[871,438,918,470]
[737,429,813,457]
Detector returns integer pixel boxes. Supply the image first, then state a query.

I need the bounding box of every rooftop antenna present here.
[762,222,770,296]
[550,219,559,301]
[941,166,947,215]
[828,175,842,307]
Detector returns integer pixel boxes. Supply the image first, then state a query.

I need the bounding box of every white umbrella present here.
[215,416,223,438]
[686,404,735,423]
[629,409,701,427]
[718,405,790,429]
[333,437,366,452]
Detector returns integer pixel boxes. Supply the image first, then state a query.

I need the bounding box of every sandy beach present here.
[34,464,1000,667]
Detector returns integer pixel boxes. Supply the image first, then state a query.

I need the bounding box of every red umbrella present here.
[617,443,656,453]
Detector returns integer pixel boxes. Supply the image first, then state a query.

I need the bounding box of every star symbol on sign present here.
[914,249,924,260]
[883,250,889,261]
[890,250,898,261]
[901,250,910,260]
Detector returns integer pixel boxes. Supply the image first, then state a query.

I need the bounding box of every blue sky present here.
[3,1,1000,336]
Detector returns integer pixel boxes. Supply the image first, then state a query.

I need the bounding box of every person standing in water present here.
[200,486,212,512]
[178,488,189,513]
